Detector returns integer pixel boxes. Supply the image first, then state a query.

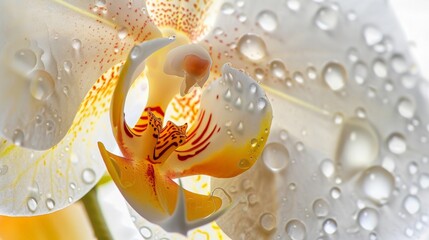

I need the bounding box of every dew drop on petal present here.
[286,0,301,12]
[363,25,383,46]
[260,212,276,231]
[95,0,106,7]
[293,72,305,84]
[419,173,429,189]
[27,197,38,212]
[330,187,341,199]
[403,195,420,214]
[257,98,267,111]
[221,2,235,15]
[312,198,329,217]
[262,142,289,172]
[256,10,278,32]
[236,34,267,62]
[118,27,128,40]
[12,129,24,146]
[314,4,339,31]
[82,168,96,184]
[323,218,337,234]
[130,46,141,59]
[13,49,37,73]
[139,226,152,239]
[372,59,387,78]
[358,207,379,231]
[320,159,335,178]
[387,133,406,155]
[397,97,415,119]
[270,60,287,79]
[71,39,82,50]
[238,159,251,169]
[359,166,394,204]
[352,61,369,85]
[285,219,306,240]
[30,70,55,101]
[46,198,55,210]
[322,62,346,91]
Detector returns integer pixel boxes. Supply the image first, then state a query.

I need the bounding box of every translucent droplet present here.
[387,133,406,155]
[408,161,418,175]
[330,187,341,199]
[27,197,38,212]
[13,48,37,73]
[248,193,258,205]
[30,70,55,101]
[285,219,306,240]
[358,207,378,231]
[71,39,82,50]
[280,129,289,141]
[289,183,296,191]
[139,226,152,239]
[12,129,24,146]
[256,10,278,32]
[419,173,429,189]
[262,142,289,172]
[130,46,141,59]
[221,2,235,15]
[403,195,420,214]
[323,218,337,234]
[270,60,287,79]
[260,212,276,231]
[372,59,387,78]
[236,34,267,62]
[118,27,128,40]
[397,97,415,119]
[347,47,359,62]
[46,120,55,132]
[257,98,267,111]
[333,113,344,125]
[363,25,383,46]
[249,83,257,95]
[238,159,251,169]
[306,66,317,80]
[287,0,301,12]
[312,198,329,217]
[46,198,55,210]
[390,54,407,74]
[82,168,96,184]
[359,166,394,204]
[355,107,366,118]
[95,0,106,7]
[314,5,339,31]
[320,159,335,178]
[63,61,72,73]
[238,13,247,23]
[322,62,346,91]
[254,68,265,81]
[336,119,379,177]
[293,72,304,84]
[224,88,232,101]
[352,61,368,85]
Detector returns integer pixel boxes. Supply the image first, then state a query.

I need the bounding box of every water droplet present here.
[352,61,368,85]
[285,219,306,240]
[322,62,346,91]
[30,70,55,101]
[363,25,383,46]
[256,10,278,32]
[293,72,304,84]
[95,0,106,7]
[221,2,235,15]
[372,59,387,78]
[314,4,339,31]
[286,0,301,12]
[408,161,418,175]
[238,159,251,169]
[262,143,289,172]
[347,48,359,62]
[46,198,55,210]
[71,39,82,50]
[260,212,276,231]
[397,97,415,119]
[330,187,341,199]
[27,197,38,212]
[279,129,288,141]
[390,54,407,74]
[63,61,72,73]
[46,120,55,132]
[118,27,128,40]
[387,133,406,155]
[355,107,366,118]
[419,173,429,189]
[249,83,257,95]
[358,207,379,231]
[289,183,296,191]
[82,168,96,184]
[248,193,258,205]
[12,129,24,146]
[236,34,267,62]
[336,119,379,177]
[270,60,287,79]
[312,198,329,217]
[333,113,344,125]
[257,98,267,111]
[13,49,37,73]
[295,142,304,152]
[306,66,317,80]
[130,46,141,59]
[320,159,335,178]
[254,68,265,81]
[359,166,394,204]
[139,226,152,239]
[403,195,420,214]
[346,11,357,21]
[238,13,247,23]
[323,218,337,234]
[224,88,232,101]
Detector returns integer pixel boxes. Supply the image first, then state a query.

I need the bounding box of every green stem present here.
[81,187,113,240]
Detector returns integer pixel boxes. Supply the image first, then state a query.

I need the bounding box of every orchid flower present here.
[1,0,429,239]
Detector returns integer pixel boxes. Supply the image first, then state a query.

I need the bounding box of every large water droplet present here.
[358,207,379,231]
[330,187,341,199]
[372,59,387,78]
[312,198,329,217]
[236,34,267,62]
[130,46,141,59]
[419,173,429,189]
[30,70,55,101]
[260,212,276,231]
[27,197,38,212]
[285,219,306,240]
[320,159,335,178]
[322,62,346,91]
[396,97,415,119]
[71,39,82,50]
[118,27,128,40]
[46,198,55,210]
[82,168,96,184]
[139,226,153,239]
[314,5,339,31]
[390,54,408,74]
[336,118,379,177]
[262,142,289,172]
[13,48,37,73]
[323,218,337,234]
[287,0,301,12]
[387,133,406,155]
[221,2,235,15]
[270,60,287,79]
[256,10,278,32]
[359,166,394,204]
[12,129,24,146]
[403,195,420,214]
[363,25,383,46]
[352,61,368,85]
